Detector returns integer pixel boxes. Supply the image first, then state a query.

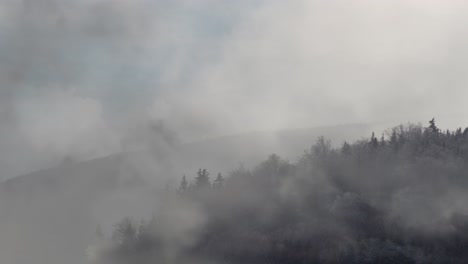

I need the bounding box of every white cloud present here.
[171,0,468,134]
[2,0,468,176]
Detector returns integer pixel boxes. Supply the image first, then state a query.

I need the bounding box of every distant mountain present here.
[179,123,373,175]
[0,123,373,264]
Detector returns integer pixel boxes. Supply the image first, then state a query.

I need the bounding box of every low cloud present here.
[2,0,468,177]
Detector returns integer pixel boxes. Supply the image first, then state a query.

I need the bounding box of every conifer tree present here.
[380,133,386,146]
[213,173,225,189]
[341,141,352,155]
[370,132,378,149]
[179,175,188,192]
[195,168,211,188]
[428,118,439,133]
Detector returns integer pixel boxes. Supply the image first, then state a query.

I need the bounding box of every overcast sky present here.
[1,0,468,178]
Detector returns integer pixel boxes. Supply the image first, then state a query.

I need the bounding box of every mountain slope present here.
[0,124,372,264]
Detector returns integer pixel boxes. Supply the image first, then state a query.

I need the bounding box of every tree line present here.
[93,119,468,264]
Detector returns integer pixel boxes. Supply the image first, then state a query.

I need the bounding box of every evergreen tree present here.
[341,141,352,155]
[312,136,332,158]
[428,118,439,133]
[195,168,211,188]
[390,129,398,149]
[213,173,225,189]
[179,175,188,192]
[370,132,378,149]
[112,217,137,249]
[380,133,386,146]
[464,127,468,137]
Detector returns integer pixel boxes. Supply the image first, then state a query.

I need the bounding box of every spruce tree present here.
[213,173,225,189]
[195,168,211,188]
[428,118,439,133]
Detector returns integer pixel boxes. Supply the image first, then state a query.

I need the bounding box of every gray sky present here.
[1,0,468,178]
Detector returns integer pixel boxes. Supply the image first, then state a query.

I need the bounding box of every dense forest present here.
[92,120,468,264]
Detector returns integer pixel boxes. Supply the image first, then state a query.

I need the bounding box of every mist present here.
[1,0,468,263]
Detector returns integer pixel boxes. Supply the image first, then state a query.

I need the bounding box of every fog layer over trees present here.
[94,120,468,264]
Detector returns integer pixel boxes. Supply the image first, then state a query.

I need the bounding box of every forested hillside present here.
[94,120,468,264]
[0,124,370,264]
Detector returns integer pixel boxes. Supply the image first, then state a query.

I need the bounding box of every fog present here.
[1,0,468,263]
[1,0,468,177]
